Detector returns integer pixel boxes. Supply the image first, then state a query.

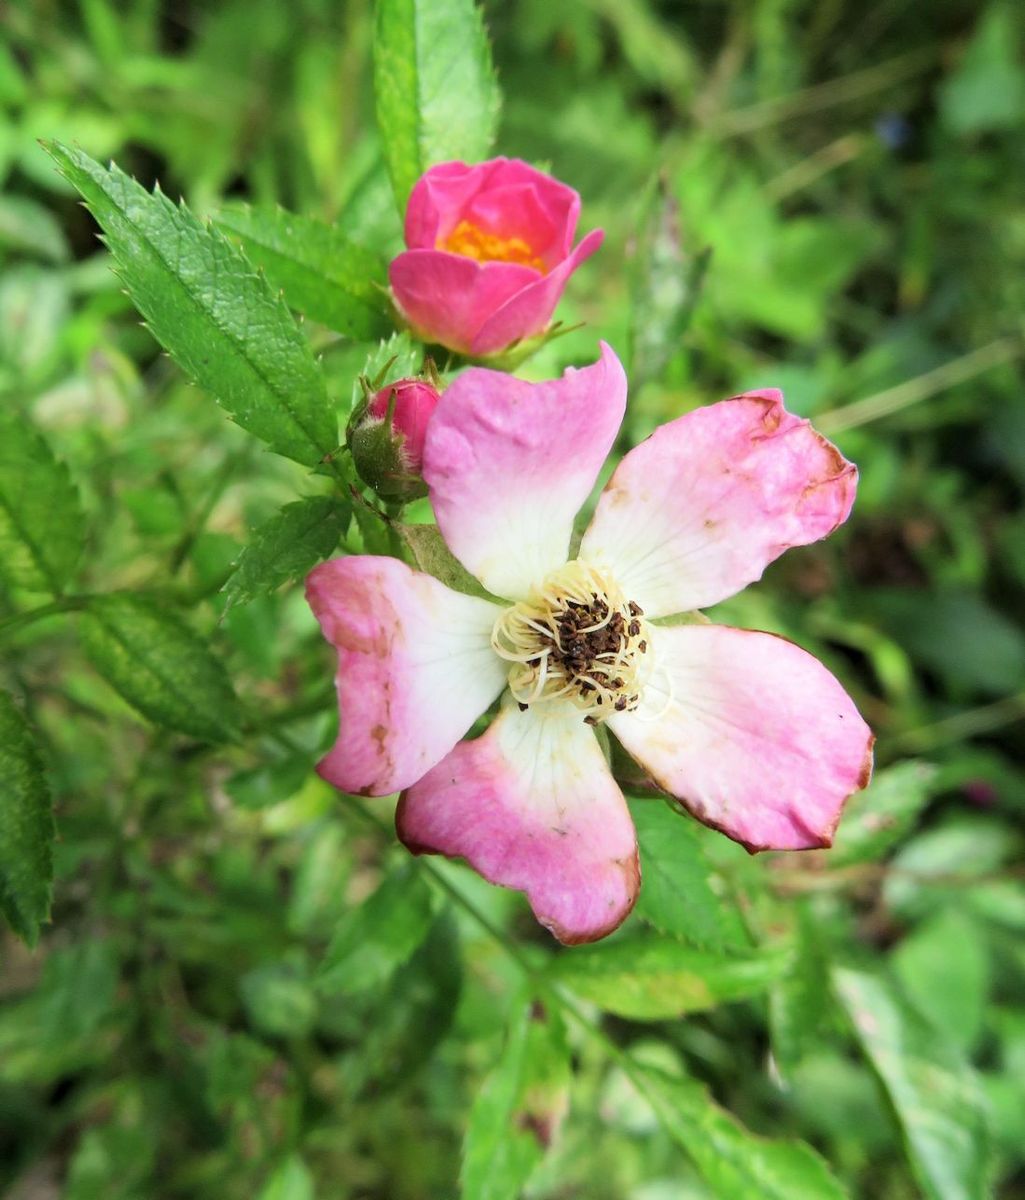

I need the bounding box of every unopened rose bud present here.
[348,378,440,502]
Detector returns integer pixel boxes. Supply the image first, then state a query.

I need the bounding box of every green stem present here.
[168,444,253,575]
[710,46,936,137]
[815,338,1021,435]
[0,595,89,639]
[884,690,1025,754]
[344,798,658,1093]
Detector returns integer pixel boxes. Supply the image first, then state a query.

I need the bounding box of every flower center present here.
[440,220,547,273]
[491,560,651,724]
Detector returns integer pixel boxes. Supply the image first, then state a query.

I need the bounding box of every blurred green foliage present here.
[1,0,1024,1197]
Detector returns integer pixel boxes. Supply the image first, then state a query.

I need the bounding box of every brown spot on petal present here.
[857,734,876,793]
[759,400,783,433]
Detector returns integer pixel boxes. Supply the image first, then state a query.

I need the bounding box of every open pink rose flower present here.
[389,158,604,358]
[307,344,873,944]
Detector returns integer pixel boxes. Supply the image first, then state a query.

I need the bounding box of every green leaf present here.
[240,962,318,1039]
[349,330,424,416]
[629,798,743,952]
[38,939,119,1041]
[628,176,709,388]
[0,267,70,377]
[0,409,85,596]
[0,194,70,262]
[461,996,570,1200]
[358,330,424,389]
[215,204,393,339]
[221,496,351,613]
[830,760,937,866]
[44,142,336,468]
[77,593,241,742]
[548,932,787,1020]
[868,588,1025,698]
[0,691,55,947]
[374,0,500,211]
[258,1156,314,1200]
[891,909,990,1054]
[636,1064,850,1200]
[317,863,437,996]
[833,967,992,1200]
[940,4,1025,135]
[345,910,462,1096]
[769,901,833,1079]
[883,814,1020,921]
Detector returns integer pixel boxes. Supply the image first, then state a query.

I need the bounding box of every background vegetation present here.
[1,0,1023,1197]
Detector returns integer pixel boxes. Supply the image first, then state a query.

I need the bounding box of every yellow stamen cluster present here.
[491,560,652,724]
[441,220,547,273]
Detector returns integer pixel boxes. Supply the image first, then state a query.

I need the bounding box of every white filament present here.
[490,559,661,722]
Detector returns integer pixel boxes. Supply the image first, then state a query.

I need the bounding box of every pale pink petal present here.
[580,392,857,617]
[469,228,605,356]
[423,341,627,599]
[306,557,506,797]
[609,624,873,852]
[397,703,639,944]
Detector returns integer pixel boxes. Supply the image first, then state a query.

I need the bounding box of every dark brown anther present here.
[628,619,641,637]
[628,601,643,616]
[614,696,628,711]
[638,640,647,653]
[517,702,528,712]
[584,715,598,725]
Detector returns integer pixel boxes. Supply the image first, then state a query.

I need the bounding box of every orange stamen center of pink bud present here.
[440,220,547,273]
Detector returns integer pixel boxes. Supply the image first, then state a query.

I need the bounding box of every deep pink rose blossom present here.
[307,344,874,944]
[367,378,439,471]
[388,158,604,357]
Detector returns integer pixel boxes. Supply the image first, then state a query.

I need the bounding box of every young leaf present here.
[346,910,463,1096]
[240,962,318,1039]
[221,495,351,613]
[350,331,424,414]
[628,176,709,389]
[77,593,241,742]
[0,408,85,596]
[636,1064,849,1200]
[0,194,70,262]
[769,901,834,1080]
[461,997,570,1200]
[317,862,436,997]
[548,932,788,1020]
[0,691,55,947]
[374,0,500,211]
[891,908,989,1053]
[258,1156,314,1200]
[44,142,337,468]
[215,205,393,339]
[833,967,992,1200]
[629,797,744,951]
